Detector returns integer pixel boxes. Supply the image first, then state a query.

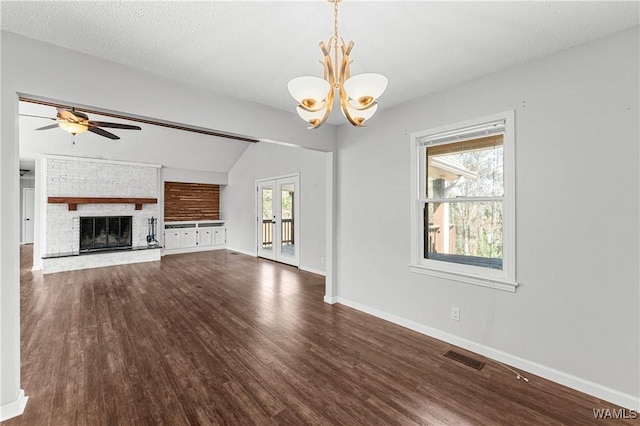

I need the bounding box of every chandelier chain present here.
[333,0,340,88]
[333,0,339,49]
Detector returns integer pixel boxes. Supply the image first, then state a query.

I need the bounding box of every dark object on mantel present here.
[48,197,157,211]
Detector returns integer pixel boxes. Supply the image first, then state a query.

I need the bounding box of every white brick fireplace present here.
[40,155,161,274]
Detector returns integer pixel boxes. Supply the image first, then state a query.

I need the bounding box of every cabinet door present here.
[180,229,197,248]
[164,230,181,250]
[198,227,213,246]
[213,227,226,246]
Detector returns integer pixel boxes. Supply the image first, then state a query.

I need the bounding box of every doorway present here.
[257,174,300,267]
[22,187,35,244]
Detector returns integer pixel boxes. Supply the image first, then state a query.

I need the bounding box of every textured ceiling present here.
[2,1,639,125]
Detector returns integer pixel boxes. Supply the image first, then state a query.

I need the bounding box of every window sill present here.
[409,264,518,293]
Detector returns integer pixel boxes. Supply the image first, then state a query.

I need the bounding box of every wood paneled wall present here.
[164,182,219,222]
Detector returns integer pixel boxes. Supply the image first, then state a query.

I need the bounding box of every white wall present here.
[336,27,639,408]
[161,168,227,186]
[0,31,334,418]
[223,142,327,275]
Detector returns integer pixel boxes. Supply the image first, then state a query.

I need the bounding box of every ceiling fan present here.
[22,107,141,140]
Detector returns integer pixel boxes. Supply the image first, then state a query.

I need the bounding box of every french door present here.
[257,175,299,267]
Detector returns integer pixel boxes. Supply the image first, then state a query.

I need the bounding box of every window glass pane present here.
[424,201,503,270]
[426,135,504,198]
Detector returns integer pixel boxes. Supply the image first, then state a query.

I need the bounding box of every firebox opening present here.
[80,216,132,252]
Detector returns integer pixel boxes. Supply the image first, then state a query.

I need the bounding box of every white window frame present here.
[409,110,518,292]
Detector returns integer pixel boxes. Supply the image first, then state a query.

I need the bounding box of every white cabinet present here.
[164,229,181,250]
[198,227,213,247]
[213,227,226,246]
[181,228,197,248]
[164,221,225,255]
[165,225,198,249]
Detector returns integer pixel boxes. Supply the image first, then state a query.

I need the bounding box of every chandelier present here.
[287,0,388,129]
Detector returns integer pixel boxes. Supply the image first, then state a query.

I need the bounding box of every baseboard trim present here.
[324,295,337,304]
[336,297,639,411]
[225,247,257,257]
[300,266,326,276]
[162,245,226,256]
[0,389,28,422]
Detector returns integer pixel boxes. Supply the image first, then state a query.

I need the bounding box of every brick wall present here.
[43,156,160,270]
[46,157,157,197]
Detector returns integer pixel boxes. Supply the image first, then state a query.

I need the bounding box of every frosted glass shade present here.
[343,73,388,107]
[288,76,330,109]
[343,103,378,125]
[296,105,326,126]
[59,121,88,135]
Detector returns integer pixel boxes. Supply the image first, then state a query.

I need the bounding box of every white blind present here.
[418,120,506,147]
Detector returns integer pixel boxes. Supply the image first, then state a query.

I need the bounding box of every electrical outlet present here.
[321,257,325,265]
[451,307,460,321]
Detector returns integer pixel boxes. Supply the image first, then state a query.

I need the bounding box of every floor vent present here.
[443,350,485,371]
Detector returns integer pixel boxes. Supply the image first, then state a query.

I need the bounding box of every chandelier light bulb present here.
[296,105,327,127]
[288,76,330,110]
[343,73,389,107]
[343,102,378,125]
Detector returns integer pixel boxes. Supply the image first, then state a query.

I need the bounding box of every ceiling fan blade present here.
[89,121,141,130]
[35,124,61,131]
[88,127,120,140]
[19,114,57,120]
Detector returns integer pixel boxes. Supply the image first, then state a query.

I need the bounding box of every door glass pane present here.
[280,183,294,256]
[261,187,273,251]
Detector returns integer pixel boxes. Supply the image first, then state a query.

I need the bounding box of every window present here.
[410,111,517,292]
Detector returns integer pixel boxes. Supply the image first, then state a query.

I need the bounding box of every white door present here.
[22,188,35,244]
[257,175,300,267]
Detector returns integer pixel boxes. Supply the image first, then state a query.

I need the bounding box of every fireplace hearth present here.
[80,216,132,252]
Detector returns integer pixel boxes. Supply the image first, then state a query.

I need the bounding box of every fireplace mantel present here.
[48,197,158,211]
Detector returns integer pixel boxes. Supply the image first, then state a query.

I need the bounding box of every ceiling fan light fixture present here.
[58,121,88,135]
[287,0,387,129]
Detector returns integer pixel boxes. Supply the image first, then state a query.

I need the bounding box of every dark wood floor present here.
[7,245,636,425]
